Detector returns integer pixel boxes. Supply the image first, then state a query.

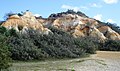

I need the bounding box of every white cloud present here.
[34,14,41,17]
[103,0,119,4]
[107,19,116,23]
[90,3,102,8]
[61,5,80,12]
[93,14,102,21]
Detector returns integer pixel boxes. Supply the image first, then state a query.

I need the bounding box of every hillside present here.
[1,10,120,70]
[1,10,120,41]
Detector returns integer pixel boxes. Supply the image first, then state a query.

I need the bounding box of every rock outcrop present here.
[46,14,107,40]
[1,11,51,34]
[39,11,120,40]
[1,10,120,40]
[98,26,120,40]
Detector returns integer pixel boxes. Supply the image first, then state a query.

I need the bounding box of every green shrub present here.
[7,28,18,37]
[74,37,98,54]
[100,40,120,51]
[0,35,11,70]
[28,28,86,58]
[0,26,7,34]
[8,34,45,61]
[7,28,86,60]
[28,27,97,58]
[0,26,18,37]
[7,27,98,61]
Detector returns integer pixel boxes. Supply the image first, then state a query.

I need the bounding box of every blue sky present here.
[0,0,120,26]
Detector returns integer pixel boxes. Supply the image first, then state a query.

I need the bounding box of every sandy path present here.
[10,51,120,71]
[75,51,120,71]
[96,51,120,59]
[92,51,120,71]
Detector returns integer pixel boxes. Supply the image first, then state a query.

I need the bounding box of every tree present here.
[0,35,11,70]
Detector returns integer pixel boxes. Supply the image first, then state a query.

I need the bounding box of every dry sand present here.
[96,51,120,59]
[75,51,120,71]
[10,51,120,71]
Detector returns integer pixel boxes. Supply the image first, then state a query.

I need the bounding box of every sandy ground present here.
[10,51,120,71]
[75,51,120,71]
[96,51,120,59]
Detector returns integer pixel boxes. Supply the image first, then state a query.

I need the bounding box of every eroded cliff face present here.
[98,26,120,40]
[37,13,120,40]
[1,11,120,40]
[50,14,106,40]
[1,11,51,34]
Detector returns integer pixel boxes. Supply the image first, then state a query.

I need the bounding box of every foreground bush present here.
[74,37,98,54]
[8,36,44,61]
[7,27,98,61]
[0,35,11,70]
[8,29,84,60]
[0,26,17,69]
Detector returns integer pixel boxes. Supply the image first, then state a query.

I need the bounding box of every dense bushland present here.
[0,26,120,70]
[99,40,120,51]
[8,27,98,60]
[0,27,12,70]
[0,35,11,70]
[49,10,88,18]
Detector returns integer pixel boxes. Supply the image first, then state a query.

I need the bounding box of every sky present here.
[0,0,120,26]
